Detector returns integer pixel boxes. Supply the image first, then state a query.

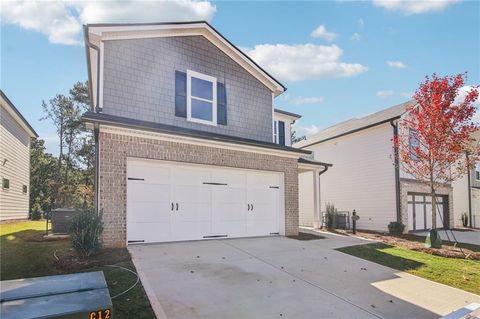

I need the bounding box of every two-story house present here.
[82,21,330,247]
[296,101,454,233]
[1,90,38,220]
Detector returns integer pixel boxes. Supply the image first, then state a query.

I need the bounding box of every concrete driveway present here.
[129,234,478,319]
[410,229,479,245]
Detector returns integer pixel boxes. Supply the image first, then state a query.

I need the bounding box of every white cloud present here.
[243,43,368,82]
[284,95,324,105]
[376,90,394,98]
[358,18,365,28]
[456,86,480,123]
[0,0,216,45]
[387,60,407,69]
[351,32,362,41]
[293,123,321,137]
[372,0,460,14]
[310,25,337,42]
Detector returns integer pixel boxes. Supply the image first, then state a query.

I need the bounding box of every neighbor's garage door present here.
[407,193,447,231]
[126,158,284,244]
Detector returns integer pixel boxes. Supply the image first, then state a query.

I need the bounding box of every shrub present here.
[388,221,405,236]
[29,201,43,220]
[461,213,469,227]
[325,203,337,229]
[69,206,103,257]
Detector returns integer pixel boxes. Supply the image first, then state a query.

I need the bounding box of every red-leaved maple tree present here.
[394,73,479,232]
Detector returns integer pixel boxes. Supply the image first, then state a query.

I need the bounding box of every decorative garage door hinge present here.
[203,235,228,238]
[269,186,279,189]
[128,240,145,243]
[128,177,145,181]
[202,182,228,186]
[270,232,280,235]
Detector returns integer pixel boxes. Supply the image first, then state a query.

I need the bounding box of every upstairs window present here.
[409,129,419,161]
[187,70,217,126]
[273,120,286,146]
[23,185,28,194]
[273,121,278,143]
[476,163,480,180]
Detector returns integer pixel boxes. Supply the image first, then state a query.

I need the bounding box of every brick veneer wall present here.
[399,178,454,231]
[98,131,299,247]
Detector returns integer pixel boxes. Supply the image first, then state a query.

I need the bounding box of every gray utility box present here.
[1,271,112,319]
[51,208,76,233]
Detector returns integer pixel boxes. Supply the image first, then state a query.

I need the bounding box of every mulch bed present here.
[332,229,480,260]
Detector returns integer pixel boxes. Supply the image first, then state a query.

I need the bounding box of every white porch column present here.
[313,169,321,229]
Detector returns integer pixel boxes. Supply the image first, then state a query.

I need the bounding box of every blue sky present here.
[2,0,479,154]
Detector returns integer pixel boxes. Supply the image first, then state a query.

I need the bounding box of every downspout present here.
[466,152,473,228]
[94,123,100,213]
[317,164,330,228]
[390,120,401,223]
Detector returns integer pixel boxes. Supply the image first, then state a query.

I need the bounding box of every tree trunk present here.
[430,172,436,229]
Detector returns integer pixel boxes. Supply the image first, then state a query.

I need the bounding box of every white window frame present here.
[273,120,278,144]
[187,70,217,126]
[475,162,480,181]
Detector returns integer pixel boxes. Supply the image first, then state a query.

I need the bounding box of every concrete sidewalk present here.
[130,234,479,319]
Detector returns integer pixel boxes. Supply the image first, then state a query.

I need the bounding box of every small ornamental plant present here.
[69,206,103,258]
[393,73,479,247]
[388,222,405,237]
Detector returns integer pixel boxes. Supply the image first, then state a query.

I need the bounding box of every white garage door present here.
[126,158,284,244]
[407,194,446,231]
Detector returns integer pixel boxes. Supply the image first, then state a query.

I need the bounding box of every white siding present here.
[0,105,31,220]
[299,171,314,226]
[452,174,469,227]
[304,123,397,231]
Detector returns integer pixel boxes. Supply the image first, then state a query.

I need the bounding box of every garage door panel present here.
[129,183,171,203]
[174,185,212,203]
[175,167,211,185]
[128,202,172,223]
[211,171,246,187]
[129,222,171,243]
[408,193,446,231]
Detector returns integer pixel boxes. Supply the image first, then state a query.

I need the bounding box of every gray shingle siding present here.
[102,36,273,142]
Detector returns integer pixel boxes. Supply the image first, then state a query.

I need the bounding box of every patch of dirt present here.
[288,232,325,241]
[332,229,480,260]
[54,248,131,271]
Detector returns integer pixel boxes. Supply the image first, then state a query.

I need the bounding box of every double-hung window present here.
[187,70,217,126]
[409,129,419,161]
[273,121,278,143]
[475,162,480,180]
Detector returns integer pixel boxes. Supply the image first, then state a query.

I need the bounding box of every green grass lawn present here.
[337,243,480,295]
[0,221,155,319]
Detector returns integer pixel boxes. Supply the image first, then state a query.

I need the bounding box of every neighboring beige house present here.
[0,90,38,220]
[81,22,330,247]
[452,131,480,228]
[295,101,454,233]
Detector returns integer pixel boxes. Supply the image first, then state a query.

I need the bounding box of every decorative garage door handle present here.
[248,204,251,211]
[171,203,174,211]
[176,203,179,211]
[251,204,254,211]
[247,204,254,211]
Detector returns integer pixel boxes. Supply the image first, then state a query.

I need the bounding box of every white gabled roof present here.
[295,101,414,148]
[84,21,286,110]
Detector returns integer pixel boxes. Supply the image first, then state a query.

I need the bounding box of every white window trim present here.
[273,120,279,144]
[186,70,217,126]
